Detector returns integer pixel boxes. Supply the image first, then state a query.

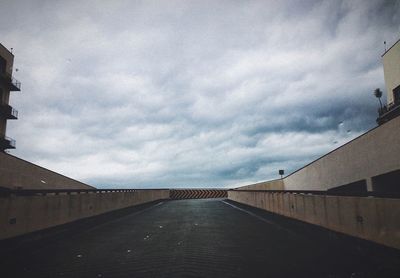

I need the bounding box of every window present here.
[327,180,367,195]
[0,56,6,74]
[393,85,400,105]
[372,169,400,192]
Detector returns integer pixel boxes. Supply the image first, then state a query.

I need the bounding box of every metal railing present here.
[377,102,400,125]
[2,73,21,91]
[4,136,15,148]
[0,187,168,197]
[0,105,18,119]
[229,189,400,198]
[10,106,18,118]
[10,76,21,90]
[378,102,400,116]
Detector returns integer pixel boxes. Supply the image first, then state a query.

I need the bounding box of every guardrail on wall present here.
[229,189,400,198]
[228,190,400,250]
[0,187,152,196]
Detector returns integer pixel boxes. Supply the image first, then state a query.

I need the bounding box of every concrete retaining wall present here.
[0,153,94,190]
[228,190,400,250]
[0,189,169,240]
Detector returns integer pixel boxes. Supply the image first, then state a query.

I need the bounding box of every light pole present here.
[279,169,284,179]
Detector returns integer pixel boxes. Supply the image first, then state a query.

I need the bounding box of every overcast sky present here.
[1,0,399,188]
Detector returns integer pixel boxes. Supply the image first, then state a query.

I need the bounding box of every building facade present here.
[378,39,400,124]
[0,43,94,189]
[0,43,20,151]
[238,39,400,194]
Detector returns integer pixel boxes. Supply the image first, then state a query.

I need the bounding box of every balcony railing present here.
[10,76,21,91]
[0,136,16,150]
[0,104,18,119]
[1,73,21,91]
[377,102,400,125]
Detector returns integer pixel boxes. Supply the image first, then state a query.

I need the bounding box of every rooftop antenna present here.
[384,41,386,53]
[10,47,13,54]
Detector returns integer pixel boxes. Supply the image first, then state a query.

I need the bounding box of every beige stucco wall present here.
[283,115,400,191]
[0,153,94,189]
[235,179,284,190]
[383,39,400,105]
[0,189,170,240]
[228,190,400,250]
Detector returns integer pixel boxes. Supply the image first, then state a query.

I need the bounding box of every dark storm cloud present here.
[1,0,399,188]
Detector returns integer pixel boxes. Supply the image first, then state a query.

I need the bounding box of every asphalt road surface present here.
[1,199,400,278]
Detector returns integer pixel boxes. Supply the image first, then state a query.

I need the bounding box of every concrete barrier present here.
[0,189,169,240]
[228,190,400,250]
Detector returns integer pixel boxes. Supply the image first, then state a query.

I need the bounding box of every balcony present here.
[0,136,16,150]
[0,104,18,119]
[9,76,21,91]
[377,102,400,125]
[1,73,21,91]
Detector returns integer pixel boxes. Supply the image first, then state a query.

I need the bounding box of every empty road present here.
[1,199,400,277]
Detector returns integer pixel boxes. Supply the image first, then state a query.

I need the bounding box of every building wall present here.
[0,43,14,137]
[237,116,400,192]
[383,39,400,105]
[0,44,13,76]
[228,190,400,250]
[283,115,400,191]
[0,152,94,189]
[0,189,170,240]
[236,179,284,190]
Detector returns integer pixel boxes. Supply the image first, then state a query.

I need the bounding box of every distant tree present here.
[374,88,383,110]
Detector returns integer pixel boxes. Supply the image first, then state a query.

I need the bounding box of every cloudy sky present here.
[0,0,399,188]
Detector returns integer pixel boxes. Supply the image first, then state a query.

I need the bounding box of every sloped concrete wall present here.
[0,153,94,189]
[0,189,169,240]
[228,190,400,250]
[236,116,400,192]
[283,116,400,191]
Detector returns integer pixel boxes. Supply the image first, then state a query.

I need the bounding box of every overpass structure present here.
[1,187,400,277]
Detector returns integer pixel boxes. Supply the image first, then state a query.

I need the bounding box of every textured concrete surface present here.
[0,189,169,240]
[228,190,400,250]
[1,199,400,278]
